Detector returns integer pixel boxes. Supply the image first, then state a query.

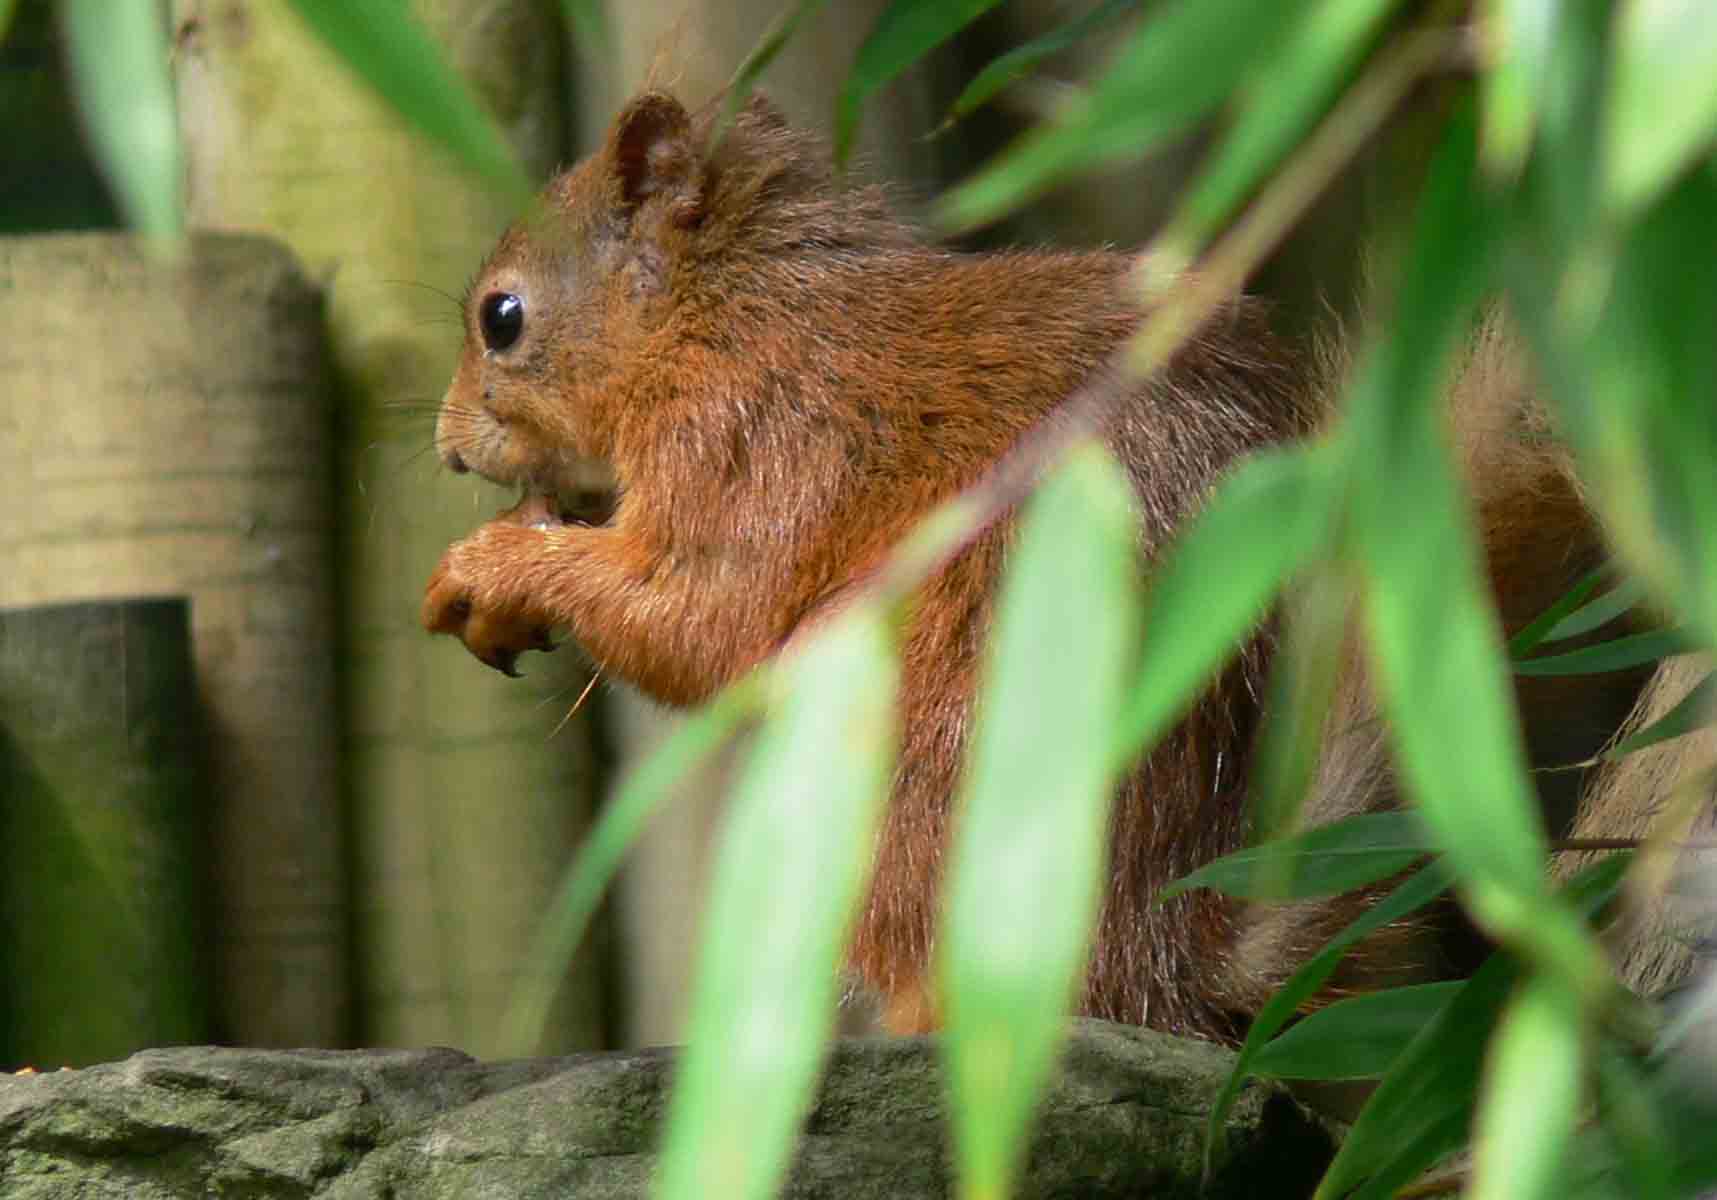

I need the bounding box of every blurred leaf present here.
[1161,0,1400,256]
[935,0,1141,135]
[1607,668,1716,759]
[718,0,831,147]
[558,0,608,57]
[1203,861,1455,1177]
[0,0,17,42]
[1160,811,1433,902]
[837,0,1001,166]
[283,0,531,203]
[1514,628,1695,676]
[1316,956,1516,1199]
[62,0,183,245]
[1469,977,1583,1200]
[1481,0,1559,175]
[500,678,761,1055]
[1248,566,1354,842]
[1251,981,1461,1080]
[1582,172,1717,647]
[1348,109,1609,999]
[940,0,1303,231]
[1115,444,1336,760]
[1318,855,1630,1199]
[940,442,1140,1200]
[1508,565,1611,657]
[658,610,897,1200]
[1541,577,1646,643]
[1603,0,1717,218]
[1595,1047,1677,1200]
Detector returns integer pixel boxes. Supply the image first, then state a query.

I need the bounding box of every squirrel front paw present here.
[422,528,560,677]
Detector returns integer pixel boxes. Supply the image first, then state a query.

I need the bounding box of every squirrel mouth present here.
[507,485,618,529]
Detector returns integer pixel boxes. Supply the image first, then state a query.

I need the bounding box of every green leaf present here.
[61,0,183,245]
[283,0,531,203]
[0,0,18,43]
[1315,956,1517,1199]
[657,609,897,1200]
[1469,977,1584,1200]
[1603,0,1717,218]
[1508,565,1611,657]
[939,0,1303,231]
[935,0,1141,135]
[1247,567,1354,843]
[1203,862,1455,1178]
[1594,1047,1677,1200]
[1160,0,1400,255]
[1251,981,1462,1081]
[940,443,1141,1200]
[1581,172,1717,649]
[1480,0,1560,175]
[1513,628,1695,676]
[1541,577,1646,643]
[1160,811,1434,902]
[836,0,1001,167]
[1607,668,1716,759]
[1347,108,1609,1000]
[1316,856,1630,1199]
[716,0,832,148]
[499,678,762,1056]
[1116,444,1336,760]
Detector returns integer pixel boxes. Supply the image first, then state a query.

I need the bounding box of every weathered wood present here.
[171,0,606,1055]
[0,1021,1337,1198]
[0,231,343,1049]
[0,598,207,1068]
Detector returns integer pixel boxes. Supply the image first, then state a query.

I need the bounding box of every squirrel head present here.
[434,89,911,524]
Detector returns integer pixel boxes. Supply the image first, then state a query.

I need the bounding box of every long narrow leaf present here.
[1160,0,1401,257]
[1116,444,1336,760]
[1348,108,1609,1000]
[1202,861,1455,1178]
[1480,0,1560,175]
[1542,577,1646,643]
[1160,810,1434,902]
[1607,668,1716,759]
[940,442,1141,1200]
[1250,981,1462,1081]
[836,0,1002,166]
[1603,0,1717,217]
[657,610,898,1200]
[283,0,530,202]
[716,0,832,148]
[1513,628,1694,676]
[62,0,182,244]
[1508,565,1611,657]
[1469,977,1584,1200]
[1318,855,1631,1198]
[940,0,1303,231]
[935,0,1141,134]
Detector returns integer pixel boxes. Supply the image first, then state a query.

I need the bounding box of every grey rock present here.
[0,1020,1334,1198]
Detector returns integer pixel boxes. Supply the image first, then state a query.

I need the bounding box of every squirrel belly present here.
[423,89,1695,1039]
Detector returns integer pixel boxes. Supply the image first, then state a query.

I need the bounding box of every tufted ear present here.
[606,91,703,217]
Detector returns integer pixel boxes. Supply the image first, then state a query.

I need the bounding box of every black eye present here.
[479,292,524,352]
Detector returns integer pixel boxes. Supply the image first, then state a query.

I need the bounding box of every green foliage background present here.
[20,0,1717,1197]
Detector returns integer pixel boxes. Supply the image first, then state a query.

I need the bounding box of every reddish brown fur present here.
[423,92,1667,1039]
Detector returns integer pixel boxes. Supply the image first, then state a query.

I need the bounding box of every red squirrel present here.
[422,91,1695,1039]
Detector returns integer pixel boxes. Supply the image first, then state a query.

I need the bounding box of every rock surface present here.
[0,1020,1334,1198]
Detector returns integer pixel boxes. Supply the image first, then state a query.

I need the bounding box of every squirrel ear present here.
[608,91,700,211]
